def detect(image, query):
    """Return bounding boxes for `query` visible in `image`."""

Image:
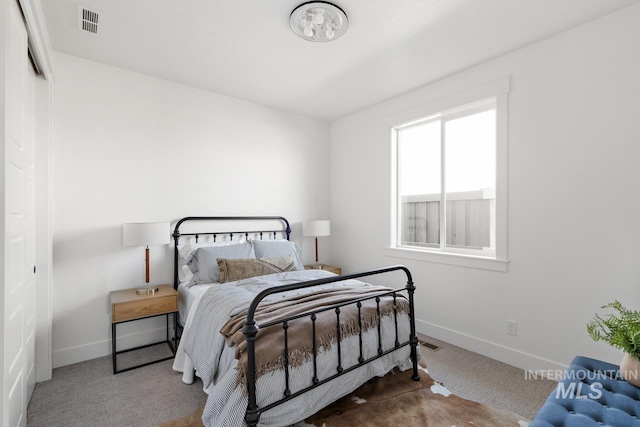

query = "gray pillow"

[185,242,255,286]
[251,240,304,271]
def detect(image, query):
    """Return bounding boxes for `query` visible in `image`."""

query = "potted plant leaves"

[587,300,640,387]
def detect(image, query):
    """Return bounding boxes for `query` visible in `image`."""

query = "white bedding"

[178,282,217,326]
[173,269,417,427]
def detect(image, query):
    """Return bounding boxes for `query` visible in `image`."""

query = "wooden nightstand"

[110,284,178,374]
[304,264,342,275]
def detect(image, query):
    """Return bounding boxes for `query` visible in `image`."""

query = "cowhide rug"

[157,362,529,427]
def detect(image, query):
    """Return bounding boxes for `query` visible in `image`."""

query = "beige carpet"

[27,344,207,427]
[157,361,529,427]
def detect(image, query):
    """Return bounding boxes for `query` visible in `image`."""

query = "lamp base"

[136,286,159,295]
[310,264,325,269]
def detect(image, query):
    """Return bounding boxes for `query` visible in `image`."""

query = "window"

[387,79,508,271]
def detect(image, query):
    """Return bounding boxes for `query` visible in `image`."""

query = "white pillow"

[251,239,304,271]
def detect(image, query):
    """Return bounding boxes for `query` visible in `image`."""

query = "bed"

[171,216,420,427]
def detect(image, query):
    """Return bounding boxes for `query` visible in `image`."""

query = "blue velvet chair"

[531,356,640,426]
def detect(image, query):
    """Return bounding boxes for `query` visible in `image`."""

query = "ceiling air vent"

[78,5,99,34]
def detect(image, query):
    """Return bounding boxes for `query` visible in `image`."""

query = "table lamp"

[302,220,330,268]
[123,222,170,294]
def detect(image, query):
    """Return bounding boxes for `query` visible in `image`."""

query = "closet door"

[4,0,37,425]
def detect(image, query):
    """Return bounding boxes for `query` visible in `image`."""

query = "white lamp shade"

[302,220,330,237]
[122,222,170,246]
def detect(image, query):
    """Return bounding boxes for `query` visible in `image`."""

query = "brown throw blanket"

[220,284,410,385]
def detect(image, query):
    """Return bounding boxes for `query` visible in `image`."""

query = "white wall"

[51,53,330,367]
[330,3,640,371]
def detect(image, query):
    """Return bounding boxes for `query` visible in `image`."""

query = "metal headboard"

[172,216,292,290]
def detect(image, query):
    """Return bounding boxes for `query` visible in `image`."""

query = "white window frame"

[385,78,510,272]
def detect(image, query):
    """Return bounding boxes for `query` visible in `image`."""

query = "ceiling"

[39,0,640,122]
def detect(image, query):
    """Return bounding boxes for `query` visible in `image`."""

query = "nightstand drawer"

[110,285,178,323]
[112,295,177,323]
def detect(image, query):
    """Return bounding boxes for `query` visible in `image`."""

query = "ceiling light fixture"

[289,1,348,42]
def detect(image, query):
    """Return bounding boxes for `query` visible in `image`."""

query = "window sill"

[383,247,508,272]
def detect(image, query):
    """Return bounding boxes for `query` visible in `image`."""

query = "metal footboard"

[242,265,420,427]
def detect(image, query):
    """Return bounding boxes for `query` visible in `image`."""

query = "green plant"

[588,301,640,360]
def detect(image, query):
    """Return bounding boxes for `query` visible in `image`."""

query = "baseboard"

[52,326,173,369]
[417,319,567,375]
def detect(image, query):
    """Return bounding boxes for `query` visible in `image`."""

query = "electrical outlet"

[507,320,517,336]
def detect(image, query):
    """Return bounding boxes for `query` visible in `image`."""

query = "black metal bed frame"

[172,216,419,427]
